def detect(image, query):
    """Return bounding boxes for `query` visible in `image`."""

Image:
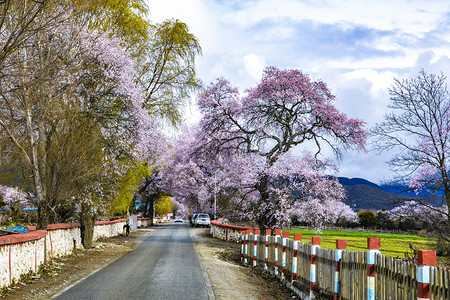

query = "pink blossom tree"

[388,201,448,230]
[185,67,366,229]
[293,198,357,230]
[0,185,33,223]
[373,71,450,243]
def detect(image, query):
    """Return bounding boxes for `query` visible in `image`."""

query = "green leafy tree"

[357,211,378,228]
[155,194,174,216]
[358,211,378,227]
[138,19,202,126]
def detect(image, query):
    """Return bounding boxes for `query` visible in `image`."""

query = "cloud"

[243,54,265,80]
[225,0,449,34]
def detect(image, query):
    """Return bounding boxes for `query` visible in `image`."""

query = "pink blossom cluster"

[172,198,189,218]
[387,201,448,227]
[0,185,30,206]
[164,126,356,229]
[46,20,166,163]
[292,198,357,230]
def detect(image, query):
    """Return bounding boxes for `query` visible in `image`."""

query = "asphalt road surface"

[53,223,210,300]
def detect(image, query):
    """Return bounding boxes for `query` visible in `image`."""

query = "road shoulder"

[191,227,297,300]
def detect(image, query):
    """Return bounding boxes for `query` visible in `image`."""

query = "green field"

[288,229,436,259]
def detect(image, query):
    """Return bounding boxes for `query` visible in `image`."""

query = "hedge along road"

[53,223,212,300]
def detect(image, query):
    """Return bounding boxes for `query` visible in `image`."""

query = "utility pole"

[214,170,217,220]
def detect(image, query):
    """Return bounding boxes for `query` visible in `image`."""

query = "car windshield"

[198,214,209,218]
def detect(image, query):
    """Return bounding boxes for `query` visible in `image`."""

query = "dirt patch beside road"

[192,227,297,299]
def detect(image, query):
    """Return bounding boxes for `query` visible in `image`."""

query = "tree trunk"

[440,170,450,242]
[141,192,148,217]
[26,105,49,230]
[141,192,155,226]
[37,204,49,230]
[80,204,96,248]
[256,174,271,231]
[148,196,154,226]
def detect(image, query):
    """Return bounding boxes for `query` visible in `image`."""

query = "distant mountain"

[380,183,444,206]
[338,177,380,189]
[337,177,414,211]
[379,184,418,196]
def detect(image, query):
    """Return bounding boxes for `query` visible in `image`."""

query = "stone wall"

[210,220,251,243]
[46,223,82,260]
[93,220,127,240]
[0,217,148,288]
[0,231,47,287]
[138,218,152,228]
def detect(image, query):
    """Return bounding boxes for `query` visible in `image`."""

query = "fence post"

[292,233,302,283]
[241,230,245,262]
[417,250,436,300]
[244,229,251,264]
[335,239,347,300]
[264,229,271,270]
[281,231,290,277]
[274,229,281,275]
[367,237,380,300]
[253,229,260,267]
[310,236,321,299]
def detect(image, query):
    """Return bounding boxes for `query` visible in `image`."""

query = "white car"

[194,214,211,228]
[175,216,183,223]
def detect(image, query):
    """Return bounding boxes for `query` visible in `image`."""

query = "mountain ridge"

[337,177,412,211]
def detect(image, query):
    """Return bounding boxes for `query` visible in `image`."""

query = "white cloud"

[342,69,395,98]
[243,54,265,80]
[228,0,449,34]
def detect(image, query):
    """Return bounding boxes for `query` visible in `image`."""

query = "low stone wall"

[93,219,127,240]
[138,217,151,228]
[0,217,145,288]
[210,220,251,243]
[46,223,82,260]
[0,231,47,287]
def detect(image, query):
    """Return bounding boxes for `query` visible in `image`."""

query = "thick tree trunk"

[256,174,271,231]
[141,194,148,217]
[148,196,154,225]
[37,204,49,230]
[80,204,96,248]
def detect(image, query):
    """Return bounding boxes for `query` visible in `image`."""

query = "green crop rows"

[288,229,436,259]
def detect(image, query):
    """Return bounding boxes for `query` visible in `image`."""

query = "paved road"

[54,223,210,300]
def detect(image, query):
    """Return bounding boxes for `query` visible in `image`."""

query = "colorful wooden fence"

[241,230,450,299]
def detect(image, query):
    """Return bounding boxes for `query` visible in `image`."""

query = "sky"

[146,0,450,184]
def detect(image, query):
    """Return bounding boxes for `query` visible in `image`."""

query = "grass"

[287,229,437,259]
